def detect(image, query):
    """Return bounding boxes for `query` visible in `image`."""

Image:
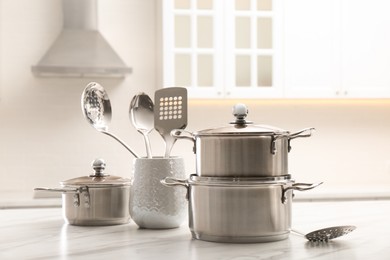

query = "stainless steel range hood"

[32,0,132,78]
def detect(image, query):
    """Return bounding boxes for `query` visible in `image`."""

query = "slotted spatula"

[154,87,188,158]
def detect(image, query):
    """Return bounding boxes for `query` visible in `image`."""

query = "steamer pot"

[35,159,131,226]
[162,175,322,243]
[172,104,314,177]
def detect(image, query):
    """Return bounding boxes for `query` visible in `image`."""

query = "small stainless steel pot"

[162,175,322,243]
[35,159,131,226]
[172,104,314,177]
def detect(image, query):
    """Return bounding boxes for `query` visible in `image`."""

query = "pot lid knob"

[232,103,251,125]
[90,158,108,177]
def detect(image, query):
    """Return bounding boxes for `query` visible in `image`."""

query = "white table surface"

[0,200,389,260]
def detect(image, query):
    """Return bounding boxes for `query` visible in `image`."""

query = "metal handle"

[160,177,188,187]
[34,187,80,193]
[290,229,305,237]
[281,182,323,204]
[287,127,315,152]
[170,129,196,153]
[100,130,140,158]
[34,186,90,207]
[288,182,323,191]
[170,129,195,142]
[288,127,315,140]
[160,177,189,200]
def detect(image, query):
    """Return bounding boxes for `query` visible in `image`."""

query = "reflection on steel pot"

[35,159,131,226]
[162,175,322,243]
[171,103,315,177]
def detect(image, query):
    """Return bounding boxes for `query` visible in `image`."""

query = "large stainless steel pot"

[172,104,314,177]
[35,159,131,226]
[162,175,322,243]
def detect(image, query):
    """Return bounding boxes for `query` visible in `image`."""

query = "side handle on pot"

[281,182,323,204]
[34,187,80,193]
[287,127,315,152]
[34,186,90,207]
[289,127,315,140]
[170,129,196,153]
[161,177,190,200]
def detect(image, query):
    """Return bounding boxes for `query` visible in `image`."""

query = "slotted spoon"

[292,225,356,242]
[81,82,139,158]
[154,87,188,158]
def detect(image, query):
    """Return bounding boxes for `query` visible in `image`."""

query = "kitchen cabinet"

[162,0,284,99]
[284,0,339,98]
[285,0,390,98]
[340,0,390,98]
[163,0,390,98]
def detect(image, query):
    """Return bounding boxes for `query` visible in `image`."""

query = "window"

[162,0,282,98]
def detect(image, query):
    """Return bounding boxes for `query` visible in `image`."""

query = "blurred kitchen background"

[1,0,390,205]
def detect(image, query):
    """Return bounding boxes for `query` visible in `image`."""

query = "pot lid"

[195,103,289,136]
[60,159,131,187]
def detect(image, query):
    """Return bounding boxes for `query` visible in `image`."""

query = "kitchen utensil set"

[82,82,187,158]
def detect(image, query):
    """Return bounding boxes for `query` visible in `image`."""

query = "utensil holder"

[130,157,187,229]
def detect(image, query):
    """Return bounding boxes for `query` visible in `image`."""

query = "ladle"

[130,93,154,158]
[81,82,139,158]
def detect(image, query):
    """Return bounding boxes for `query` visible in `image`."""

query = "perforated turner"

[154,87,188,158]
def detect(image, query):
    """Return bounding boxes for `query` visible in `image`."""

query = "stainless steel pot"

[172,104,314,177]
[35,159,131,226]
[162,175,322,243]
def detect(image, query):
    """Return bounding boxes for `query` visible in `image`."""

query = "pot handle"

[160,177,190,200]
[171,129,197,153]
[35,187,90,207]
[34,187,80,193]
[170,129,195,142]
[281,182,323,204]
[288,127,315,140]
[286,127,315,152]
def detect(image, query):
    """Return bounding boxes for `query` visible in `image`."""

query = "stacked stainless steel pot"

[162,104,321,243]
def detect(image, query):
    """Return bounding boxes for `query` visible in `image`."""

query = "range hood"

[32,0,132,78]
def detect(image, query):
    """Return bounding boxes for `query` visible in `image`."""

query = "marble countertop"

[1,200,389,260]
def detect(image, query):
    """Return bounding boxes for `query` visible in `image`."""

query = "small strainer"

[293,225,356,242]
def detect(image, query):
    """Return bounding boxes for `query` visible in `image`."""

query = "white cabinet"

[162,0,284,99]
[284,0,340,98]
[341,0,390,98]
[163,0,390,98]
[284,0,390,98]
